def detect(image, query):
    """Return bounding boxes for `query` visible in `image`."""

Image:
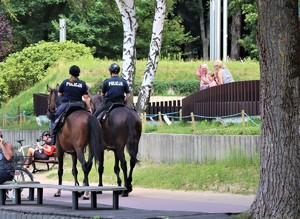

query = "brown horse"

[91,94,142,197]
[47,85,104,197]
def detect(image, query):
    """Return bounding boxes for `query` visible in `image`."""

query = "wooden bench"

[32,151,58,173]
[0,183,126,210]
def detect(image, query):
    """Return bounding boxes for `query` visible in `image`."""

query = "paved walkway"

[0,176,255,219]
[0,168,255,219]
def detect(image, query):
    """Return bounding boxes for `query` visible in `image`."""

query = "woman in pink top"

[196,64,210,90]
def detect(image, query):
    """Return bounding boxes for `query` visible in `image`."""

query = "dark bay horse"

[47,85,104,198]
[90,94,142,197]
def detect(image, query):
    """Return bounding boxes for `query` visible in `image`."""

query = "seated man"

[25,131,55,167]
[0,130,15,184]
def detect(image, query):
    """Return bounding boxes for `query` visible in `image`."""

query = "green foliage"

[0,0,68,50]
[228,0,258,59]
[0,41,94,101]
[136,0,196,59]
[49,1,123,59]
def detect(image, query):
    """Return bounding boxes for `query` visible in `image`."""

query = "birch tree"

[135,0,166,113]
[249,0,300,218]
[115,0,138,92]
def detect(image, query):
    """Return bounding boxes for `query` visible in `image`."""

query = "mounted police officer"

[50,65,92,144]
[93,63,131,119]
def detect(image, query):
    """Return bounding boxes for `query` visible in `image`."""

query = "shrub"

[0,41,94,102]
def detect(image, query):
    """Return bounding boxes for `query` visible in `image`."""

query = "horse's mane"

[90,94,104,110]
[52,89,61,107]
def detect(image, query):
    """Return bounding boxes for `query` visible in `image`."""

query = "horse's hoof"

[76,191,84,198]
[54,193,61,197]
[122,191,129,197]
[127,185,133,193]
[82,196,90,200]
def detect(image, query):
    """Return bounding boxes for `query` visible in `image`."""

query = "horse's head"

[46,84,61,119]
[90,94,104,113]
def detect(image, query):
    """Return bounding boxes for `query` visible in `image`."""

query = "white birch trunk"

[115,0,138,92]
[135,0,166,113]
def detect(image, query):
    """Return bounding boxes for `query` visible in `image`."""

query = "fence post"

[179,109,182,121]
[242,110,245,134]
[23,113,26,125]
[191,112,195,132]
[19,113,22,127]
[158,112,163,127]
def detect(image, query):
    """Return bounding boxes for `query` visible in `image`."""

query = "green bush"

[0,41,94,102]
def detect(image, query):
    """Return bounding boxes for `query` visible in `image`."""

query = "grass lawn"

[45,151,259,195]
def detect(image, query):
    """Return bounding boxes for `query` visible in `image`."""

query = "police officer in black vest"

[50,65,92,144]
[94,63,131,119]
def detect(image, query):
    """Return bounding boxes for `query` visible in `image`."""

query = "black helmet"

[42,131,50,137]
[69,65,80,76]
[109,63,120,74]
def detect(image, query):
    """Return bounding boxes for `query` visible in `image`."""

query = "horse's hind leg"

[54,148,64,197]
[71,153,80,187]
[127,155,138,193]
[113,150,122,187]
[117,149,129,197]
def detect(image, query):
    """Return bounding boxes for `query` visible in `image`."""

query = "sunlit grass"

[144,119,261,135]
[45,150,259,195]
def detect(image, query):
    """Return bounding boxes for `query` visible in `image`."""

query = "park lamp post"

[59,19,66,42]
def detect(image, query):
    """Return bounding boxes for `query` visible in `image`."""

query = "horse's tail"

[88,115,104,164]
[126,110,142,163]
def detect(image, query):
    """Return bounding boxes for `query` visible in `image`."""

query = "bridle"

[47,88,61,120]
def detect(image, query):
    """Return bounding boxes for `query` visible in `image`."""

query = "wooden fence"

[182,80,260,120]
[143,100,182,116]
[33,80,260,119]
[33,93,48,116]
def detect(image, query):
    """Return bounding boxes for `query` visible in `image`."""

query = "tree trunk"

[135,0,166,113]
[230,10,241,60]
[115,0,138,106]
[198,0,209,60]
[249,0,300,218]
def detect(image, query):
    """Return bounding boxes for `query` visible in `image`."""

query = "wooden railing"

[182,80,260,120]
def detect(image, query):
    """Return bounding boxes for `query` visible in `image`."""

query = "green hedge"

[0,41,94,102]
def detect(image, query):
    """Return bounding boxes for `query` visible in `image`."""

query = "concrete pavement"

[0,184,254,219]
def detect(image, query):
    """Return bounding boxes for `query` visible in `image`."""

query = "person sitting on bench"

[0,130,15,184]
[25,131,55,167]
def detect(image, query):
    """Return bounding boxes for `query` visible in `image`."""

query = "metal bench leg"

[112,191,119,209]
[72,191,79,210]
[29,188,35,201]
[37,188,43,204]
[91,191,97,209]
[14,188,21,204]
[0,189,6,205]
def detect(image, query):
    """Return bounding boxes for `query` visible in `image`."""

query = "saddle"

[53,103,87,133]
[98,103,125,123]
